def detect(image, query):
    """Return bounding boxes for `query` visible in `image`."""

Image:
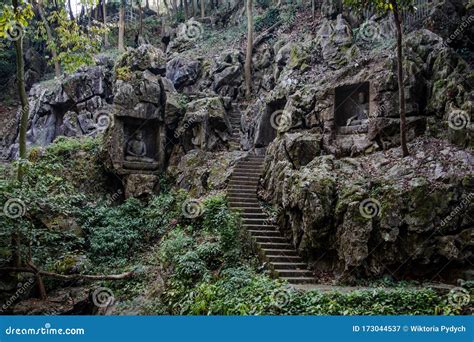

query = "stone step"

[242,218,270,225]
[239,161,264,166]
[248,230,282,237]
[234,167,263,172]
[262,248,298,256]
[232,172,261,177]
[267,255,304,263]
[232,170,262,175]
[240,212,268,219]
[228,186,258,192]
[254,236,289,243]
[228,191,258,197]
[232,174,260,180]
[232,207,264,214]
[275,269,314,278]
[229,180,259,187]
[280,277,315,284]
[259,242,294,249]
[228,199,260,205]
[244,224,277,230]
[270,262,308,270]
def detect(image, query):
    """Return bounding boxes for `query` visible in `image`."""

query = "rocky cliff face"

[262,135,473,282]
[1,62,113,160]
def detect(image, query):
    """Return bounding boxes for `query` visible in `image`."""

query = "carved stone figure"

[125,131,154,162]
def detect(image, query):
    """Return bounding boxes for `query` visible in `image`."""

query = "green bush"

[82,192,177,266]
[159,193,243,288]
[164,267,447,315]
[255,7,280,32]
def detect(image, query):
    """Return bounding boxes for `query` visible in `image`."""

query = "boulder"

[179,96,232,151]
[262,136,474,282]
[166,57,201,90]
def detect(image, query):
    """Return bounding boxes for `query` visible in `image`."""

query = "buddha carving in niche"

[125,131,154,162]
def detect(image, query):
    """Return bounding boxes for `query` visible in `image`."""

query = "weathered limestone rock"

[179,96,232,152]
[104,45,168,198]
[169,149,243,197]
[262,136,474,282]
[125,174,160,199]
[2,65,113,159]
[166,56,201,90]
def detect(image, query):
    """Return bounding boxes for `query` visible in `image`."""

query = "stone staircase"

[227,155,315,284]
[228,106,242,151]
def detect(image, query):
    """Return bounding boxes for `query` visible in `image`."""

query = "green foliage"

[0,1,34,40]
[255,7,280,32]
[256,0,272,9]
[82,192,178,266]
[37,9,109,73]
[0,43,15,94]
[115,65,132,81]
[343,0,415,14]
[164,267,447,315]
[159,194,243,286]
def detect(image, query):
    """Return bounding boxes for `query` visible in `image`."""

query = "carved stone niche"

[108,112,166,175]
[334,82,370,135]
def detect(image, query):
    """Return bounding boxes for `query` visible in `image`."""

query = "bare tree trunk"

[138,0,144,37]
[183,0,189,19]
[37,0,61,78]
[192,0,197,17]
[311,0,315,19]
[244,0,253,98]
[146,0,150,9]
[200,0,204,18]
[67,0,75,20]
[390,0,409,157]
[103,0,109,47]
[118,0,125,51]
[12,0,29,267]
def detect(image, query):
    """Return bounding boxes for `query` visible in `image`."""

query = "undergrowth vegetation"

[0,137,465,316]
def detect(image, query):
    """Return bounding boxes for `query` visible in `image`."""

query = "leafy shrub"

[159,193,243,288]
[82,192,177,266]
[164,267,447,315]
[255,7,280,32]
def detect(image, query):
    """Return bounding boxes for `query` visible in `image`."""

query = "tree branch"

[0,267,135,281]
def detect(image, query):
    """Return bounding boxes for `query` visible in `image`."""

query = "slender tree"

[137,0,144,38]
[200,0,204,18]
[36,0,61,78]
[118,0,125,51]
[103,0,109,47]
[67,0,75,19]
[244,0,253,97]
[390,0,409,156]
[0,0,34,267]
[344,0,411,156]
